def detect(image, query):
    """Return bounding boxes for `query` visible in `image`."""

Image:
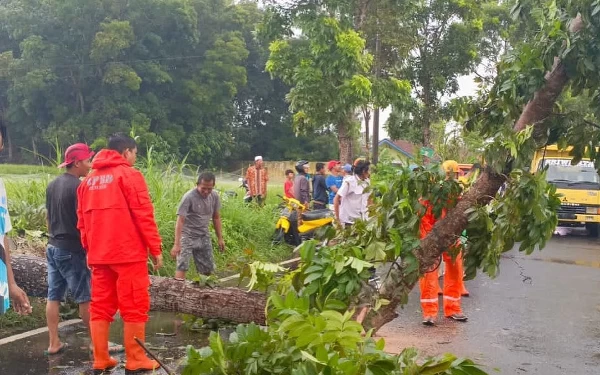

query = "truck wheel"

[586,223,599,237]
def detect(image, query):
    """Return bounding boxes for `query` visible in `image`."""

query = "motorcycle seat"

[301,209,332,221]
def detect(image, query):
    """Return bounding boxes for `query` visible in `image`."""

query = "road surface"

[379,228,600,374]
[1,230,599,374]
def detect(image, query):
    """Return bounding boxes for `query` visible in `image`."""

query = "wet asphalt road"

[0,312,214,375]
[379,228,600,374]
[2,229,600,374]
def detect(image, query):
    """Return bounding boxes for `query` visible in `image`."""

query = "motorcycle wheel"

[273,228,284,244]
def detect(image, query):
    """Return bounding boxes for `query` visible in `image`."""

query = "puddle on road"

[0,311,231,375]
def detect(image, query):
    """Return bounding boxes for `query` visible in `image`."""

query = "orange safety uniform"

[78,149,162,373]
[418,199,464,318]
[77,150,162,323]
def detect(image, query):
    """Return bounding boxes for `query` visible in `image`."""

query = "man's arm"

[170,215,185,258]
[213,211,225,252]
[76,184,88,251]
[4,237,31,315]
[301,178,310,205]
[334,181,349,224]
[334,194,342,224]
[245,167,254,196]
[327,176,339,194]
[122,170,162,269]
[45,187,50,233]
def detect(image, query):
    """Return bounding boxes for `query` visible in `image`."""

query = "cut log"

[11,255,267,325]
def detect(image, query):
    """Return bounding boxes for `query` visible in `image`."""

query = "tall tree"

[263,3,410,163]
[0,0,278,167]
[385,0,510,147]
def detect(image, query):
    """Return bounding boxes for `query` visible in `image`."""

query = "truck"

[531,144,600,236]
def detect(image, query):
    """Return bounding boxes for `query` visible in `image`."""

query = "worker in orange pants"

[419,160,468,325]
[421,252,467,325]
[437,252,470,297]
[78,135,163,374]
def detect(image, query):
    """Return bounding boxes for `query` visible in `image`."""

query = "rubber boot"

[124,322,160,374]
[90,321,118,374]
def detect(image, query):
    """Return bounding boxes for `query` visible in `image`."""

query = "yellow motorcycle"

[273,195,334,246]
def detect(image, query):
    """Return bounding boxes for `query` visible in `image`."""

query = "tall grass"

[2,158,291,277]
[0,164,59,176]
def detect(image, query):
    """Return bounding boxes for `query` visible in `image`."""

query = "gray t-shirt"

[177,189,221,239]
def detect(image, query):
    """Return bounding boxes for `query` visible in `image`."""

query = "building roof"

[378,138,417,159]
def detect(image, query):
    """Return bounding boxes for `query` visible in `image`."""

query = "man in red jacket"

[77,134,163,374]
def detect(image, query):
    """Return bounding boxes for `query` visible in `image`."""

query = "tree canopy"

[0,0,339,166]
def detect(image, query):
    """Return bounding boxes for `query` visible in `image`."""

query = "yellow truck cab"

[531,145,600,236]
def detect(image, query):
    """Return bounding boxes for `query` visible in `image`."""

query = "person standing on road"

[293,161,310,207]
[0,122,31,317]
[245,156,268,206]
[77,134,163,374]
[312,163,328,210]
[44,143,124,356]
[325,160,343,210]
[334,159,372,228]
[419,160,468,326]
[171,172,225,279]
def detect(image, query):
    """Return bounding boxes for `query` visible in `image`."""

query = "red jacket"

[77,150,162,265]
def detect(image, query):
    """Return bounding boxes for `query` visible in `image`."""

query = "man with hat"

[45,143,123,355]
[325,160,343,210]
[341,163,352,177]
[245,155,269,206]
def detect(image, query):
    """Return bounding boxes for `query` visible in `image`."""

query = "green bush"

[3,162,291,277]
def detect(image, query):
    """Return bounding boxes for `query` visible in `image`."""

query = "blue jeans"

[46,245,91,303]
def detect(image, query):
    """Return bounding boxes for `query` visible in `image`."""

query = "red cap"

[58,143,95,168]
[327,160,341,170]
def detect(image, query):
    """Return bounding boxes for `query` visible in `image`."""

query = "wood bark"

[11,255,267,325]
[337,120,354,164]
[7,15,585,332]
[362,13,584,332]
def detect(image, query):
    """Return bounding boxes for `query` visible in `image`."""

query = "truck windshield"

[542,160,600,187]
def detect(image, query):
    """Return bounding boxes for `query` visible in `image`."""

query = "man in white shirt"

[334,159,371,228]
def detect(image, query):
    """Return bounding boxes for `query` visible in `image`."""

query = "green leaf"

[301,350,326,365]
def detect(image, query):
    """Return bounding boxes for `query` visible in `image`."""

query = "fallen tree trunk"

[8,15,584,330]
[11,255,267,325]
[363,13,584,332]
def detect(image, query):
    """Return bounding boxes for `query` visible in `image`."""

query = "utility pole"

[372,13,381,164]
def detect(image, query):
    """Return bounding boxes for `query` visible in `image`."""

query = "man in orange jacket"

[419,160,468,325]
[77,134,163,374]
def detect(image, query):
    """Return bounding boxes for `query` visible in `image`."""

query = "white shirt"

[337,175,370,224]
[0,178,12,245]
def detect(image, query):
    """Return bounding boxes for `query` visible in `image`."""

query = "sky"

[368,73,480,140]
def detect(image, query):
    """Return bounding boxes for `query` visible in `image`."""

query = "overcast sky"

[369,73,479,140]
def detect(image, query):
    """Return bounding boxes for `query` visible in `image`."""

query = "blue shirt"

[326,174,344,204]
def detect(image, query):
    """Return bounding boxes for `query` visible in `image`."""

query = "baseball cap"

[342,164,352,173]
[327,160,340,170]
[58,143,95,168]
